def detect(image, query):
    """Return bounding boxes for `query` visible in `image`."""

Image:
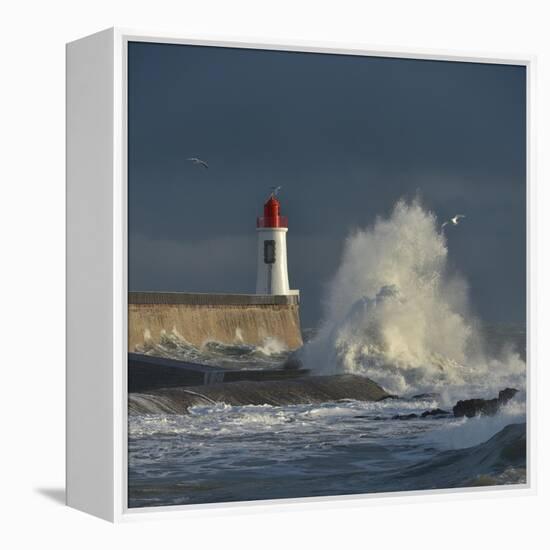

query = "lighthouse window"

[264,240,276,264]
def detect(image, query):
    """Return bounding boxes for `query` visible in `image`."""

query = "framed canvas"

[66,28,535,522]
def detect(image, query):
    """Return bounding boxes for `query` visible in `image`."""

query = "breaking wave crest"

[302,199,525,402]
[136,330,289,370]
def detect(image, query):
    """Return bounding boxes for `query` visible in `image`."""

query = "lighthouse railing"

[256,216,288,228]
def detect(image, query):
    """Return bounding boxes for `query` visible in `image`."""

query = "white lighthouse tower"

[256,191,294,295]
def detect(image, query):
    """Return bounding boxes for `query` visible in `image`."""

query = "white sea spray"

[301,198,525,401]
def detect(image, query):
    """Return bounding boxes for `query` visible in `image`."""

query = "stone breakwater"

[128,374,389,414]
[128,292,303,351]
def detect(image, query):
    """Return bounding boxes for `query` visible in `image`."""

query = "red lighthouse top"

[257,194,288,228]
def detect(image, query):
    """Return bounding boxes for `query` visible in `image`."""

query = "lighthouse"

[256,191,294,295]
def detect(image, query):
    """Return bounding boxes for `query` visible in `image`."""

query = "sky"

[128,42,526,327]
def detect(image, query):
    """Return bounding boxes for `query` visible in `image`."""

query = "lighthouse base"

[128,292,303,352]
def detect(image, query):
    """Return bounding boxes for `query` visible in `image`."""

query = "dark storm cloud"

[128,42,526,327]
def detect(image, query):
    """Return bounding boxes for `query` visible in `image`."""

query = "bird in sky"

[441,214,466,230]
[186,157,209,169]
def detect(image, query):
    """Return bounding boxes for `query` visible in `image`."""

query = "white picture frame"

[66,27,536,522]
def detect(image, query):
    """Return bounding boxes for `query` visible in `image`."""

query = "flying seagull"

[441,214,466,230]
[187,157,209,169]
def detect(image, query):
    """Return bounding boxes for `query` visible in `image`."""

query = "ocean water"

[128,200,527,508]
[128,325,526,508]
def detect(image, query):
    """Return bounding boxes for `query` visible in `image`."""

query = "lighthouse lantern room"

[256,192,294,295]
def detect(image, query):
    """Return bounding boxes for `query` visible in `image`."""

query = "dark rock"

[379,394,400,400]
[392,413,419,420]
[453,398,499,418]
[421,408,450,418]
[498,388,519,404]
[453,388,519,418]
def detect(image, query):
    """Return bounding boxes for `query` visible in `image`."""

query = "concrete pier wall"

[128,292,303,352]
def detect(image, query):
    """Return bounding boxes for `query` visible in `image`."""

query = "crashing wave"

[301,198,525,401]
[136,327,290,370]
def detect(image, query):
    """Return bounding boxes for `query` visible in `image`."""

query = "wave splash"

[136,329,290,370]
[302,199,525,401]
